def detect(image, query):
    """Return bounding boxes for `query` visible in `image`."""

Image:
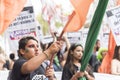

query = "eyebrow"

[27,44,39,47]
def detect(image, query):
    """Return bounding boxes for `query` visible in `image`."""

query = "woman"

[111,45,120,75]
[62,43,95,80]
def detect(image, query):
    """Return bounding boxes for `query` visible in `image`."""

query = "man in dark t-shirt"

[10,58,49,80]
[9,36,62,80]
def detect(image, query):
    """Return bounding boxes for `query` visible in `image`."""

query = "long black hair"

[64,43,83,74]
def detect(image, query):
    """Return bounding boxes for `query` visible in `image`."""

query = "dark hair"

[96,39,100,44]
[95,39,100,51]
[18,36,38,57]
[10,53,15,61]
[113,45,120,61]
[65,43,83,74]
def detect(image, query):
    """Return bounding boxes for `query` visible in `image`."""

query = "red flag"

[0,0,27,34]
[98,31,116,73]
[63,0,93,32]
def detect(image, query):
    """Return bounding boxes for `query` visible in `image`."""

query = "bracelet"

[43,51,49,59]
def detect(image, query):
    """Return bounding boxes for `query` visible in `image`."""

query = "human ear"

[19,49,25,55]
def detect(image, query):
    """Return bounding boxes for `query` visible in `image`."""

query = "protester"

[0,51,6,70]
[9,36,63,80]
[89,39,101,72]
[44,32,70,71]
[0,47,13,70]
[111,45,120,75]
[62,43,95,80]
[9,53,16,62]
[93,39,101,55]
[97,47,108,62]
[60,34,71,68]
[53,34,70,71]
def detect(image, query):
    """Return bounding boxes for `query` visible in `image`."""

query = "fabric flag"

[80,0,109,71]
[117,0,120,5]
[98,0,120,74]
[98,1,120,73]
[0,0,27,34]
[98,31,116,73]
[62,0,93,32]
[79,0,109,79]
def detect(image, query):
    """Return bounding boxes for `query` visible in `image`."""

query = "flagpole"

[79,0,109,79]
[48,11,76,67]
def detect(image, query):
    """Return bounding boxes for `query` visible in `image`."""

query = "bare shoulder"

[112,59,119,63]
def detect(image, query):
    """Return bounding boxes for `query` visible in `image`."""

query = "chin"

[79,57,82,59]
[35,54,39,56]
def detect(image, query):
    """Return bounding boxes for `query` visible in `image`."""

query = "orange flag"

[117,0,120,5]
[98,31,116,73]
[0,0,27,34]
[63,0,93,32]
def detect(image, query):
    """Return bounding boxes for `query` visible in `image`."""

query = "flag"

[79,0,109,79]
[0,0,27,34]
[80,0,109,71]
[98,1,119,74]
[63,0,93,32]
[79,0,109,80]
[117,0,120,5]
[98,31,116,73]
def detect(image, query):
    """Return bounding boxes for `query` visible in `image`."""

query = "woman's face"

[72,46,83,60]
[21,39,42,59]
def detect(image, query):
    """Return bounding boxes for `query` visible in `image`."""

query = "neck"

[73,61,81,67]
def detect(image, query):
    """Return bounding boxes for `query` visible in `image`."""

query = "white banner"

[5,1,37,53]
[106,5,120,46]
[67,31,82,44]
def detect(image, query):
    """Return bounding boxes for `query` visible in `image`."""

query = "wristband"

[43,51,49,59]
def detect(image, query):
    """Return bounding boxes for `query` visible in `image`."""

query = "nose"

[34,46,39,51]
[80,51,83,55]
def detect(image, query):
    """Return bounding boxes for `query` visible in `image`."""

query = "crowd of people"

[0,34,120,80]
